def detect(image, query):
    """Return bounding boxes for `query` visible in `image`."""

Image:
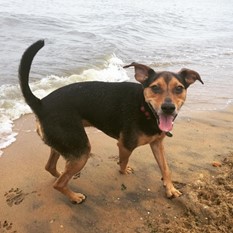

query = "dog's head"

[124,62,204,132]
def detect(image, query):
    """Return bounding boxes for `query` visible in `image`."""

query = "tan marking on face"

[143,75,187,113]
[168,77,187,111]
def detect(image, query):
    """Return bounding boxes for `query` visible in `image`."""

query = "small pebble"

[212,161,222,167]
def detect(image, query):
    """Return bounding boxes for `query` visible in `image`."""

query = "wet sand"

[0,106,232,233]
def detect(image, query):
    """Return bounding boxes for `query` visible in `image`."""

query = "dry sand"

[0,106,232,233]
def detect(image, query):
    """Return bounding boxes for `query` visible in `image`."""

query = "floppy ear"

[178,68,204,88]
[124,62,156,84]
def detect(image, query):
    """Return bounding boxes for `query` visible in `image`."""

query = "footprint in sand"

[4,188,38,207]
[4,188,28,207]
[0,220,17,232]
[73,172,81,179]
[108,155,119,162]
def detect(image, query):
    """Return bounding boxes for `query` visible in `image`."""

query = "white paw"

[119,166,134,174]
[70,193,86,204]
[165,184,182,198]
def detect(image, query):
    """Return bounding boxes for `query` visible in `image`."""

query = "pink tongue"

[158,114,174,132]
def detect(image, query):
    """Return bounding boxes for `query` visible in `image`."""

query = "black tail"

[18,40,44,116]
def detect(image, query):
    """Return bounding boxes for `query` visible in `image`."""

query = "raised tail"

[18,40,44,116]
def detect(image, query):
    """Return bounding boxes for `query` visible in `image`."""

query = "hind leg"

[53,154,89,204]
[117,139,133,174]
[45,148,61,178]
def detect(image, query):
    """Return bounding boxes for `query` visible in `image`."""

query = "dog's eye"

[175,86,184,94]
[151,85,161,94]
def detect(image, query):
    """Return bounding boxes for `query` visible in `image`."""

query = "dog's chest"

[137,133,165,146]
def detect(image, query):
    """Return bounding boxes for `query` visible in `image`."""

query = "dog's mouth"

[147,102,177,132]
[157,114,176,132]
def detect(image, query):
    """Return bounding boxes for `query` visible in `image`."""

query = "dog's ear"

[178,68,204,88]
[124,62,156,84]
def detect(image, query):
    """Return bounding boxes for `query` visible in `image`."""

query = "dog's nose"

[161,102,176,114]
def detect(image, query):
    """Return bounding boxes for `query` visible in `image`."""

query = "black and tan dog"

[18,40,203,204]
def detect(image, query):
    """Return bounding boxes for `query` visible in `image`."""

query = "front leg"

[150,139,182,198]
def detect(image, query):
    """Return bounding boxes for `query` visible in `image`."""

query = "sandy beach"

[0,106,232,233]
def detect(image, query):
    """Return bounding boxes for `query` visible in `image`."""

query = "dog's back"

[41,81,144,134]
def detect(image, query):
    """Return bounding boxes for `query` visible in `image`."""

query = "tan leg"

[150,140,182,198]
[45,148,61,178]
[53,155,89,204]
[117,140,133,174]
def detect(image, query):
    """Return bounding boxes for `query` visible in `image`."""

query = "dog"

[18,40,203,204]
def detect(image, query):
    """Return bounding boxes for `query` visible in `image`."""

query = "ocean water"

[0,0,233,155]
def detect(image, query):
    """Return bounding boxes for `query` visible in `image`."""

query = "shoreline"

[0,106,232,232]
